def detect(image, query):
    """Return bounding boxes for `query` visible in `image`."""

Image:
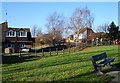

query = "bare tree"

[31,25,43,49]
[45,12,65,45]
[35,29,43,45]
[96,23,109,33]
[41,33,53,45]
[69,7,94,47]
[31,25,38,37]
[63,18,74,38]
[36,28,42,37]
[31,25,42,39]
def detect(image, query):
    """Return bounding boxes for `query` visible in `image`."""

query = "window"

[6,30,15,37]
[20,43,25,48]
[18,30,26,37]
[5,43,14,48]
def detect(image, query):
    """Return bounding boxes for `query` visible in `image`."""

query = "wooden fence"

[3,46,86,58]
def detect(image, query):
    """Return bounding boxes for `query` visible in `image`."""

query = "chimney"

[1,22,8,43]
[2,22,8,29]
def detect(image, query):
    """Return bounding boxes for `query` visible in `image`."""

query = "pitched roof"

[78,27,93,34]
[78,27,96,39]
[1,22,30,32]
[4,27,30,32]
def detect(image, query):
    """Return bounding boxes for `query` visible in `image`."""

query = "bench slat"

[97,58,115,67]
[92,52,106,61]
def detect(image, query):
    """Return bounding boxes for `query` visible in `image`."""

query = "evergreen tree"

[108,21,119,44]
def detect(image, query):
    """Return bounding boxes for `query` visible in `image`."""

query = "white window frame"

[20,43,25,48]
[18,30,26,37]
[6,30,16,37]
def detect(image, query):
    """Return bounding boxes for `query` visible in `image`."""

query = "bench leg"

[107,63,113,68]
[96,67,103,75]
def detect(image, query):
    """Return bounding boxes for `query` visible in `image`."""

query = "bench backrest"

[92,52,107,62]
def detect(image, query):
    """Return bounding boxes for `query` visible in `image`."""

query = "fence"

[2,46,86,58]
[4,41,110,58]
[28,47,77,57]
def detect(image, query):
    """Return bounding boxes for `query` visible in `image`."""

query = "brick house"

[66,27,96,43]
[1,22,34,53]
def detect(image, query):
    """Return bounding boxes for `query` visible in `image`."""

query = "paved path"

[105,66,120,83]
[107,71,120,83]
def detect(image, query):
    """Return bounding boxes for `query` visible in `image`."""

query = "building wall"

[74,34,83,40]
[0,24,2,53]
[73,30,87,40]
[1,22,33,53]
[67,28,96,43]
[5,37,29,42]
[2,22,8,42]
[1,22,8,52]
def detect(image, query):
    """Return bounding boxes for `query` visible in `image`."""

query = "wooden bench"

[91,52,115,74]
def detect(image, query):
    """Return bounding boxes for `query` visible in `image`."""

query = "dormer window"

[18,30,26,37]
[6,30,15,37]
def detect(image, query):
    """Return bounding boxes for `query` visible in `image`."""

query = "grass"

[2,45,119,82]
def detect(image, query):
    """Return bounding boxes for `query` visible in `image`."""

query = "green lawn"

[2,45,119,82]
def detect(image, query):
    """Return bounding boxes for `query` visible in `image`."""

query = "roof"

[78,27,93,34]
[78,27,96,39]
[1,22,8,25]
[95,32,109,38]
[4,27,30,32]
[1,22,30,32]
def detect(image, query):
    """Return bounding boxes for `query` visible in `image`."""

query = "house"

[66,27,96,43]
[1,22,34,53]
[66,35,74,43]
[0,24,2,53]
